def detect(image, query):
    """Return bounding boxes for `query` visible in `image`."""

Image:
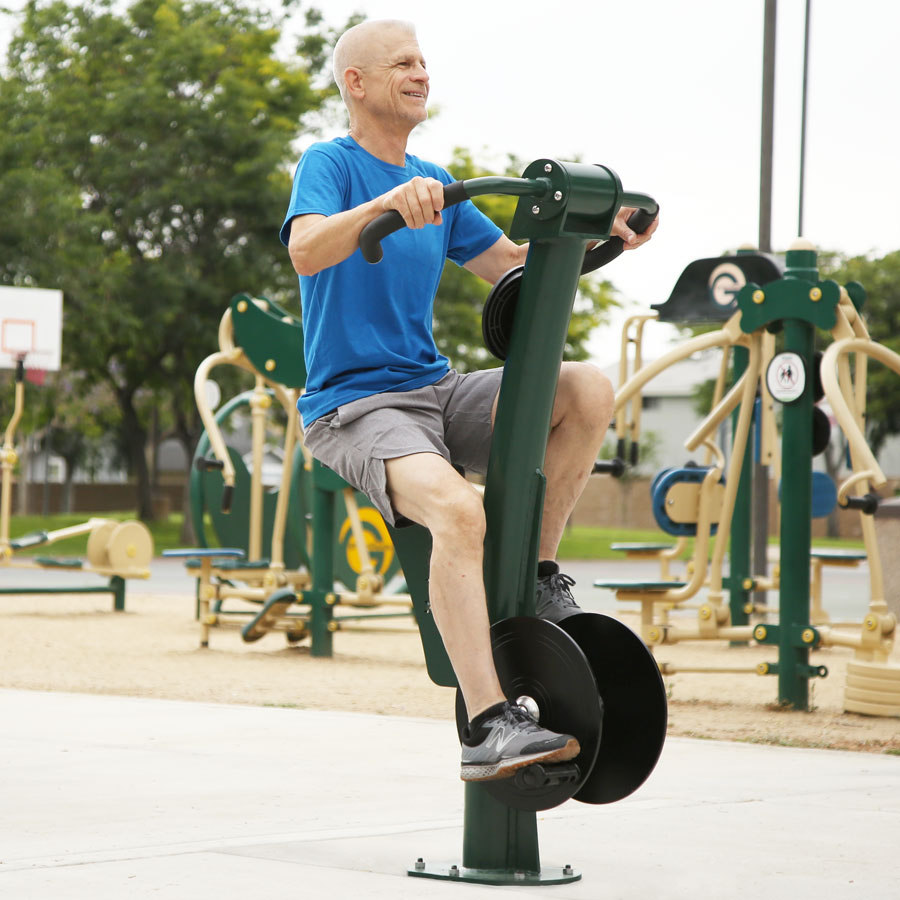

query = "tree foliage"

[436,149,619,373]
[0,0,331,517]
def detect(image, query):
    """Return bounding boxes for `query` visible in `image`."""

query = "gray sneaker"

[535,564,581,623]
[460,701,580,782]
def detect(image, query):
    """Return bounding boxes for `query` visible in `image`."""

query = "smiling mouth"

[404,92,427,100]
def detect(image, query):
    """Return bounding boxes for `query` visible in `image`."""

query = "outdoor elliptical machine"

[359,159,667,886]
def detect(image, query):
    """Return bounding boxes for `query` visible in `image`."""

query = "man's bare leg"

[539,362,614,561]
[384,452,505,720]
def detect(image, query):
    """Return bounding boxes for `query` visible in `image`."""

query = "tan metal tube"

[1,375,26,552]
[614,313,747,414]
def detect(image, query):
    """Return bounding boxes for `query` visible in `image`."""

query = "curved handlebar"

[359,176,657,269]
[360,180,471,263]
[581,208,657,274]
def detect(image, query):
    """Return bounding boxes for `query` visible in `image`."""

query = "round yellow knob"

[699,605,711,620]
[126,543,137,558]
[743,602,754,615]
[809,287,822,302]
[754,625,768,641]
[327,620,339,632]
[237,300,248,312]
[753,289,765,304]
[864,615,878,631]
[742,578,754,590]
[203,614,218,625]
[801,628,816,644]
[326,593,338,606]
[756,662,770,676]
[647,626,661,643]
[265,359,276,372]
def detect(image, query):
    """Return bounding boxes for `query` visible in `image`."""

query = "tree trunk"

[118,391,154,521]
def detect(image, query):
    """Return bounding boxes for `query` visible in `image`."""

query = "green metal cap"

[784,239,819,281]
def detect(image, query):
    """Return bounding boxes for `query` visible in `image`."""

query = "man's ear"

[344,67,365,100]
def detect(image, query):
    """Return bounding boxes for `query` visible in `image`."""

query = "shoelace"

[506,702,542,731]
[545,572,578,607]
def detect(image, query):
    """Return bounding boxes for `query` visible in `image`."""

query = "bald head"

[332,19,417,102]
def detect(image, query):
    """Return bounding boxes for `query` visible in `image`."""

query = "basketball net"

[24,367,47,386]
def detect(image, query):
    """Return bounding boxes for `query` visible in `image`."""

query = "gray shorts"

[303,369,502,526]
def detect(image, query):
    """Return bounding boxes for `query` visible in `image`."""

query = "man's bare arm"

[288,176,446,276]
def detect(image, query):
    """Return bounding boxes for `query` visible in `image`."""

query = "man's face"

[361,30,429,128]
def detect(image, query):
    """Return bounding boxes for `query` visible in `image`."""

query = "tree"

[0,0,332,519]
[435,149,619,372]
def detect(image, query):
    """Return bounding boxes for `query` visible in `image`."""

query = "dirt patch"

[1,591,897,755]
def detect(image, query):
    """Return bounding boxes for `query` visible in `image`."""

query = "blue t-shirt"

[279,136,503,426]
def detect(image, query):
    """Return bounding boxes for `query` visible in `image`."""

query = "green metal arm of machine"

[359,161,658,265]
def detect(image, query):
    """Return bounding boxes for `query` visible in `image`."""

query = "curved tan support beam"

[614,312,747,414]
[193,349,246,487]
[821,338,895,488]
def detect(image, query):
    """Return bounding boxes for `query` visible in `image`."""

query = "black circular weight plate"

[559,613,667,804]
[481,266,523,361]
[455,616,602,812]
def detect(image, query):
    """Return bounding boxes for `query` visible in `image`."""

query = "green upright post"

[728,346,752,632]
[110,575,126,612]
[775,247,819,709]
[310,460,337,657]
[737,243,838,710]
[778,315,814,707]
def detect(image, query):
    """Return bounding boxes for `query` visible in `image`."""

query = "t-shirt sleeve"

[279,146,348,247]
[445,198,505,266]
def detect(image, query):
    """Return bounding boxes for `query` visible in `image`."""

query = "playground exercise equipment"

[169,292,411,651]
[1,325,152,611]
[608,251,783,579]
[595,241,898,713]
[360,159,666,885]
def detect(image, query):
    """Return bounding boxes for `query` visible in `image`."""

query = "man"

[281,19,657,782]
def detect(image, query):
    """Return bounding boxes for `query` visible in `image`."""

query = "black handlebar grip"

[630,440,640,467]
[359,180,470,263]
[195,456,225,471]
[592,457,626,478]
[221,484,234,515]
[839,493,880,515]
[581,207,658,275]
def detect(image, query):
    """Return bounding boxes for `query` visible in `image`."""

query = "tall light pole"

[798,0,812,237]
[759,0,777,253]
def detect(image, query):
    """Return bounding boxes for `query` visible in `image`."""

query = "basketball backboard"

[0,287,63,371]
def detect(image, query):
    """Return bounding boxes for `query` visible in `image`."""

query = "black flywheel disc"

[455,616,602,812]
[558,612,667,804]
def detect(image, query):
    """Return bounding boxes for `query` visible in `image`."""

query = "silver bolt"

[563,864,574,876]
[554,191,563,201]
[449,865,460,878]
[414,858,425,871]
[514,871,525,881]
[544,163,552,172]
[532,205,541,215]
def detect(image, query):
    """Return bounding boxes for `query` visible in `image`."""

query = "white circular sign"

[766,352,806,403]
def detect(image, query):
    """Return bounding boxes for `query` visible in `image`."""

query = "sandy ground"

[1,586,897,756]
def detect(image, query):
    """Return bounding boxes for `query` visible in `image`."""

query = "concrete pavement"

[2,688,898,899]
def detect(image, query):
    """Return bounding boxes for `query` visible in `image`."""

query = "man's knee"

[429,483,486,546]
[558,361,614,427]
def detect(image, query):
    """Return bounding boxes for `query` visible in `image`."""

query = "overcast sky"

[3,1,898,364]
